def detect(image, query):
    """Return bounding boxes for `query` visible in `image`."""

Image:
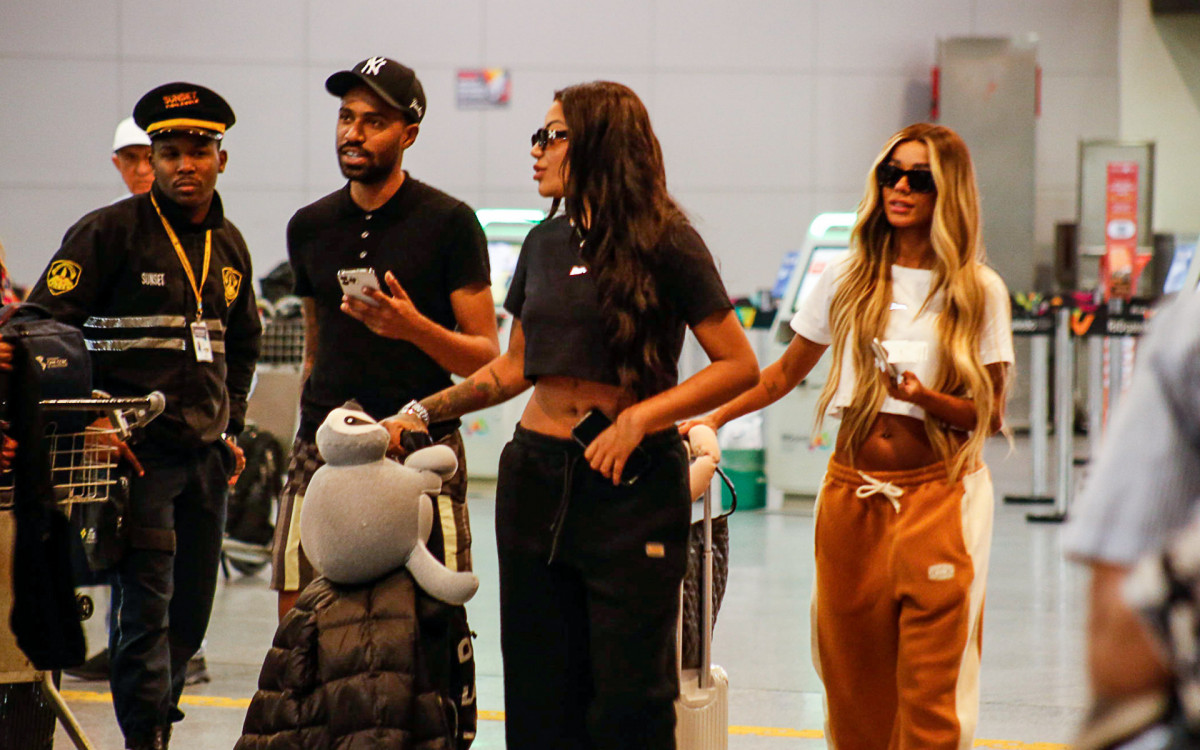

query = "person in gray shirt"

[1064,288,1200,706]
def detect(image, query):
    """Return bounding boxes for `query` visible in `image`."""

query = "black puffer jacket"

[236,569,455,749]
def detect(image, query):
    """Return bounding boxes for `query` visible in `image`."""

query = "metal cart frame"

[1,391,164,750]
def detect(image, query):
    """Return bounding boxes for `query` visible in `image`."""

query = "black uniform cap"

[133,82,236,141]
[325,57,426,123]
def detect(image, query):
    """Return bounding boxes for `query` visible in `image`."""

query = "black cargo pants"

[108,440,231,746]
[495,424,690,750]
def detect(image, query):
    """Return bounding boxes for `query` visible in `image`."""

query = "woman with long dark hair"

[355,81,758,748]
[683,123,1013,748]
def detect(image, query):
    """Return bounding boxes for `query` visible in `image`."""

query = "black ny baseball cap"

[325,57,426,123]
[133,82,235,141]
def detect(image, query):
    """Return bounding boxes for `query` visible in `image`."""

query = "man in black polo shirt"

[270,57,497,746]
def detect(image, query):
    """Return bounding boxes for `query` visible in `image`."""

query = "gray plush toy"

[297,402,479,605]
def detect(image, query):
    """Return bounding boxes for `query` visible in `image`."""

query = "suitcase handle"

[679,426,730,689]
[697,483,715,687]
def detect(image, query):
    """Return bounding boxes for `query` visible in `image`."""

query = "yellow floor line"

[730,725,824,738]
[62,689,252,710]
[60,690,1068,748]
[973,742,1069,750]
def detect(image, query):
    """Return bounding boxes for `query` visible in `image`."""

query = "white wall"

[0,0,1118,297]
[1119,0,1200,235]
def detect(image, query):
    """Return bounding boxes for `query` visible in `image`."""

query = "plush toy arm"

[417,492,434,546]
[404,444,458,479]
[407,541,480,605]
[686,424,721,501]
[688,456,717,501]
[686,424,721,463]
[404,444,459,495]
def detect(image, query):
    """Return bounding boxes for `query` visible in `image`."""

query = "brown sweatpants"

[811,456,993,750]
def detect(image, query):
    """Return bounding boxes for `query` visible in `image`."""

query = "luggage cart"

[0,391,164,750]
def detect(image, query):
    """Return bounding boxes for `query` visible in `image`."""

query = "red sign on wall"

[456,69,511,109]
[1100,161,1148,301]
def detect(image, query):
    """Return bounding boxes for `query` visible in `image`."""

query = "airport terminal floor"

[54,432,1090,749]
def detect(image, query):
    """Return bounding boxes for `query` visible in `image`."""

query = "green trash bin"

[720,448,766,511]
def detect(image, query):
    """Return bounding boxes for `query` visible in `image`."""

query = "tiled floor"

[50,434,1092,749]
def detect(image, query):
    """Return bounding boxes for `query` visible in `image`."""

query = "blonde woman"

[684,123,1013,748]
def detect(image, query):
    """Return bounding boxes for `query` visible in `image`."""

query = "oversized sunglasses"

[531,128,569,149]
[876,163,937,193]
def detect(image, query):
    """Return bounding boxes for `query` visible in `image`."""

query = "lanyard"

[150,193,211,322]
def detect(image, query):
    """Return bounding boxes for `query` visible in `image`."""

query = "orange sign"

[1069,311,1095,337]
[1100,161,1149,300]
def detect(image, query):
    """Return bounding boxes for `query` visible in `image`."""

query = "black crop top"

[504,216,732,394]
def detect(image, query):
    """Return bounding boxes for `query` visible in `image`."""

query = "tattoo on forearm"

[424,365,514,422]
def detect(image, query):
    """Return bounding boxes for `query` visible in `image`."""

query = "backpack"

[0,302,92,670]
[0,302,92,422]
[226,426,283,546]
[257,261,295,305]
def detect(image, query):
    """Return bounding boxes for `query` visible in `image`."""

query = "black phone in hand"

[571,408,651,485]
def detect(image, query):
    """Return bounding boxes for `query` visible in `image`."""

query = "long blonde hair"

[814,123,1006,480]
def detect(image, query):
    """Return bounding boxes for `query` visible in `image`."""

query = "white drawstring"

[855,472,904,513]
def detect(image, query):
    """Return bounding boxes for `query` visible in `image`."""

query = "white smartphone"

[337,267,381,307]
[871,337,901,383]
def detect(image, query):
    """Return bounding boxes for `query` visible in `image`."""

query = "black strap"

[0,302,55,327]
[129,527,176,553]
[714,465,737,518]
[547,450,580,565]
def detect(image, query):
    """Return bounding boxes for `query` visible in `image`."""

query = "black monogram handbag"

[680,466,736,670]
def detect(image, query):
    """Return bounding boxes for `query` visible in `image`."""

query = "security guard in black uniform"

[27,82,261,750]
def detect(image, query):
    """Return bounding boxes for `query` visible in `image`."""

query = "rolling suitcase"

[675,436,730,749]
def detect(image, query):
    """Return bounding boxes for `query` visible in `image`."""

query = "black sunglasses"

[876,163,937,194]
[531,128,569,149]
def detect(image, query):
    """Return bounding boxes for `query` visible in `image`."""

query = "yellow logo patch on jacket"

[46,260,82,295]
[222,267,242,304]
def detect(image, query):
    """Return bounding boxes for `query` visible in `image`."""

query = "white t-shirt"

[790,254,1014,421]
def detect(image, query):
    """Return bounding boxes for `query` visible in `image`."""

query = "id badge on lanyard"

[152,193,216,364]
[191,321,214,363]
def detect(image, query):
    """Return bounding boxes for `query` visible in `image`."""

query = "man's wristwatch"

[401,399,430,426]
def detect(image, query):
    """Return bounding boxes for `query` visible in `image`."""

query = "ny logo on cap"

[410,98,423,118]
[360,57,387,76]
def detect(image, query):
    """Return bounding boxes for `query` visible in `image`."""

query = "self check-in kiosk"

[763,212,855,497]
[460,209,544,479]
[1177,234,1200,293]
[1159,232,1198,297]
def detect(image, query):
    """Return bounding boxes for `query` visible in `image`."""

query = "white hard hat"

[112,116,151,152]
